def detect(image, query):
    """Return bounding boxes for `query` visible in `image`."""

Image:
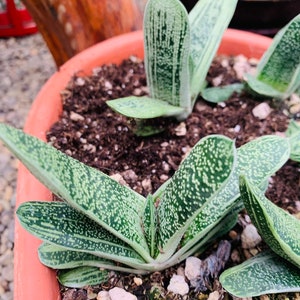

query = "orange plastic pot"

[15,29,272,300]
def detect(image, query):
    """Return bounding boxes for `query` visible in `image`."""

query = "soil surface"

[46,56,300,299]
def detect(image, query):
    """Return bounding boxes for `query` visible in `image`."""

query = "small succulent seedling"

[202,13,300,103]
[106,0,238,133]
[0,123,290,287]
[220,176,300,297]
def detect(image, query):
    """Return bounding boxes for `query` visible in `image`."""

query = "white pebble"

[252,102,272,120]
[167,274,189,296]
[109,287,137,300]
[241,224,262,249]
[185,256,202,281]
[97,290,110,300]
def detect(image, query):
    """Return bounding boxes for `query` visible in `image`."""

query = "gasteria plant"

[0,123,290,287]
[106,0,238,129]
[220,176,300,298]
[219,121,300,298]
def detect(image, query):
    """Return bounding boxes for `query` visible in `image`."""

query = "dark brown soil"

[46,56,299,300]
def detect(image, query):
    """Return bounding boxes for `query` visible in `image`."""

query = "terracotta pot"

[15,29,272,300]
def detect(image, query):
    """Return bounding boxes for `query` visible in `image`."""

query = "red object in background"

[0,0,37,37]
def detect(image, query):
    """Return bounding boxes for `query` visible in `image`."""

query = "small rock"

[167,274,189,296]
[133,277,143,286]
[241,224,262,249]
[185,256,202,281]
[207,291,220,300]
[175,122,187,136]
[70,111,85,121]
[97,291,110,300]
[252,102,272,120]
[109,287,137,300]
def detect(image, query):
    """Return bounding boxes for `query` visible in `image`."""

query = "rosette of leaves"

[0,123,290,287]
[220,176,300,297]
[106,0,238,134]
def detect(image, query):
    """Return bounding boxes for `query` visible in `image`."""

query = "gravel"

[0,32,56,300]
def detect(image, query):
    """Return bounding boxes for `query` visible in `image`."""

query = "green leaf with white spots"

[0,123,151,262]
[58,266,109,288]
[142,195,158,258]
[144,0,191,119]
[17,202,146,268]
[201,83,244,103]
[106,96,185,119]
[182,135,290,249]
[240,176,300,268]
[220,250,300,298]
[189,0,238,100]
[246,14,300,99]
[156,135,236,262]
[286,120,300,162]
[38,243,146,274]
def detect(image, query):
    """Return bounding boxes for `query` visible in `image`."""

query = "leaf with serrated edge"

[144,0,191,118]
[38,243,147,274]
[106,96,185,119]
[156,135,236,262]
[240,176,300,268]
[0,123,151,261]
[220,250,300,298]
[189,0,238,100]
[58,266,109,288]
[247,14,300,98]
[182,135,290,253]
[17,202,146,268]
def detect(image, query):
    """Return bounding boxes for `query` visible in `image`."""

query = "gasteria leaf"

[189,0,238,100]
[0,123,151,262]
[183,135,290,249]
[246,14,300,99]
[17,202,146,268]
[58,266,109,288]
[144,0,191,118]
[220,250,300,298]
[156,135,236,262]
[240,176,300,268]
[106,96,185,119]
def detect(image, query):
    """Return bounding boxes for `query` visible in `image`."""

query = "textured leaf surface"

[183,135,290,248]
[144,0,191,117]
[106,96,185,119]
[156,135,236,261]
[247,14,300,98]
[38,243,146,274]
[58,266,109,288]
[286,120,300,162]
[189,0,238,99]
[0,124,150,260]
[201,83,244,103]
[17,202,145,267]
[240,176,300,268]
[220,250,300,297]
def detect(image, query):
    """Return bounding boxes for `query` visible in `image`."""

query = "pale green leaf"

[0,123,151,261]
[189,0,238,100]
[106,96,185,119]
[58,266,109,288]
[156,135,236,262]
[183,135,290,250]
[220,250,300,298]
[247,14,300,99]
[17,202,146,268]
[240,176,300,268]
[201,83,244,103]
[144,0,191,118]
